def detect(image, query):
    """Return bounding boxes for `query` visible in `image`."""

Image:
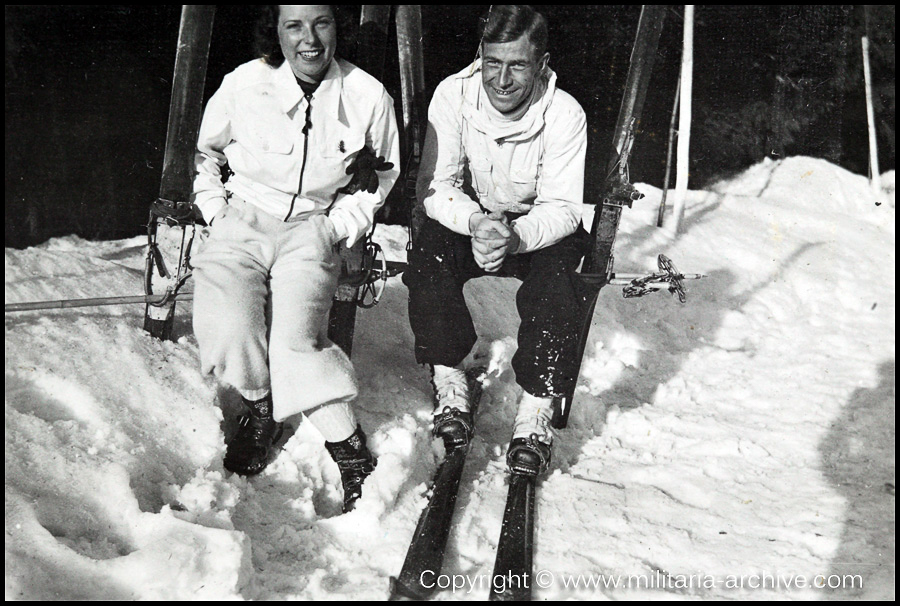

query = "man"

[404,5,591,476]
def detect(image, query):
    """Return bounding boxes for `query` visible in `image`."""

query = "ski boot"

[430,365,475,448]
[324,425,378,513]
[224,394,284,476]
[506,392,555,476]
[507,434,553,476]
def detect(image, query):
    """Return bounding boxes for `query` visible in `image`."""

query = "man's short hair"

[479,5,549,59]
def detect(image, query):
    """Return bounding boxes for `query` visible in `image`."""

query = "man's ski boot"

[507,435,552,476]
[430,365,475,448]
[224,394,284,476]
[324,425,378,513]
[506,392,555,476]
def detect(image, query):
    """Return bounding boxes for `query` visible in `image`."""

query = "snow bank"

[5,157,895,600]
[711,157,886,213]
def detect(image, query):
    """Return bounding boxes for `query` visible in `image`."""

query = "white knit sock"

[239,387,271,402]
[433,364,465,379]
[512,392,554,443]
[307,400,358,443]
[431,364,470,415]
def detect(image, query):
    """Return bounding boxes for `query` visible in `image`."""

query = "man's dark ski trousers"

[404,217,594,398]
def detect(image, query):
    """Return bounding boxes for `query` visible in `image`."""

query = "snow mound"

[711,156,885,214]
[881,170,895,208]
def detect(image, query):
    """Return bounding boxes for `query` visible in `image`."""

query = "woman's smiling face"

[277,5,337,83]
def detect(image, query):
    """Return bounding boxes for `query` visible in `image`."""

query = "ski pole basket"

[338,236,391,309]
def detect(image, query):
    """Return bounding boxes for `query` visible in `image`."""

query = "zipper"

[284,93,314,222]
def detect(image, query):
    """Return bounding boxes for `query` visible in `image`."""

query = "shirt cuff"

[326,212,353,247]
[197,197,227,225]
[510,222,527,254]
[424,186,482,236]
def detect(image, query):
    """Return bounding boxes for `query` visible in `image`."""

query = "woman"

[191,5,399,512]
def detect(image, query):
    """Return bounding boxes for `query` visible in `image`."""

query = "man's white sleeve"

[417,80,482,235]
[511,102,587,253]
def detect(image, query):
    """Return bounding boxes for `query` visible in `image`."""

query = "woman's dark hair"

[254,6,283,66]
[479,5,548,59]
[254,5,357,67]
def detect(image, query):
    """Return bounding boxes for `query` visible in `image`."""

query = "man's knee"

[527,231,589,272]
[405,220,468,286]
[413,220,467,258]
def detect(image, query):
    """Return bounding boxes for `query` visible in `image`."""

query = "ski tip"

[388,576,430,601]
[489,586,533,602]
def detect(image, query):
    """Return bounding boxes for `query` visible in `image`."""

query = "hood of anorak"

[454,59,557,144]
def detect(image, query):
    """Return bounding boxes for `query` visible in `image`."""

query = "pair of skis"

[390,6,673,601]
[388,366,540,602]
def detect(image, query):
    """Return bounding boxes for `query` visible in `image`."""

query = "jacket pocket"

[243,125,294,155]
[233,89,295,155]
[235,110,295,155]
[510,168,538,206]
[468,156,493,199]
[316,131,366,193]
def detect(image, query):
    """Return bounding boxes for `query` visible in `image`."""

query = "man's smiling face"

[481,36,548,116]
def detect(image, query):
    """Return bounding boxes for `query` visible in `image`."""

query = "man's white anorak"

[417,60,587,254]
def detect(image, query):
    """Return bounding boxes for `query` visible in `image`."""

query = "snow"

[5,157,895,600]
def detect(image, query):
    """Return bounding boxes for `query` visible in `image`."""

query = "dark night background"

[5,6,895,249]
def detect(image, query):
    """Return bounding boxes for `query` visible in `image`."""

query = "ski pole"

[6,292,195,313]
[580,272,706,285]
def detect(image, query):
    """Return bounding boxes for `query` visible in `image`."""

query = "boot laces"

[336,452,376,508]
[235,413,281,445]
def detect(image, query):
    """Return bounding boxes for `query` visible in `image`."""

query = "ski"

[395,5,429,238]
[490,6,668,601]
[389,368,486,601]
[143,5,215,341]
[489,474,536,601]
[555,3,668,430]
[326,7,393,356]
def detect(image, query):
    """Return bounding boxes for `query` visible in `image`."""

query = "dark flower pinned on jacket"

[341,146,394,195]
